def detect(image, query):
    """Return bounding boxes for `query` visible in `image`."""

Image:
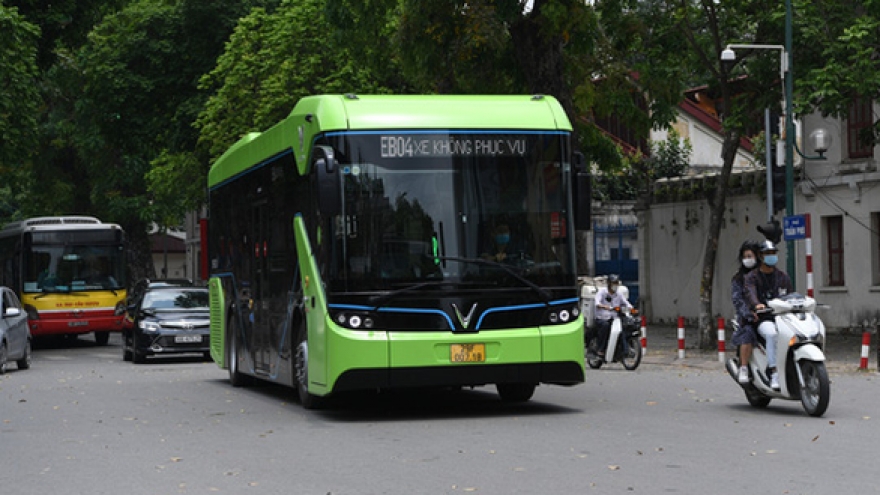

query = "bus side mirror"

[315,146,340,216]
[574,171,592,231]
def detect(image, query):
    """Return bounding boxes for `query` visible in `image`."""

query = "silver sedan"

[0,286,31,373]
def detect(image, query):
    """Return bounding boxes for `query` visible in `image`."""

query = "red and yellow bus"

[0,216,128,344]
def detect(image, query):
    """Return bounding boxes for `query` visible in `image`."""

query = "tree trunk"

[508,2,575,122]
[698,129,740,348]
[123,220,156,289]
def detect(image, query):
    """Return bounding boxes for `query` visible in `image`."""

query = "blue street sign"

[783,215,807,240]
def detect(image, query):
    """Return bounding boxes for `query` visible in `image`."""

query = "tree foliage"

[197,0,389,162]
[0,6,40,176]
[795,0,880,144]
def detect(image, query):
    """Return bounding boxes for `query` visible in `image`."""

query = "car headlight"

[139,321,161,332]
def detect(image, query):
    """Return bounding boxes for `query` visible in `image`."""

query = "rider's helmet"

[607,274,620,292]
[758,239,777,253]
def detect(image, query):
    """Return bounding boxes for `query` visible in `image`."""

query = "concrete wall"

[639,108,880,331]
[638,193,770,325]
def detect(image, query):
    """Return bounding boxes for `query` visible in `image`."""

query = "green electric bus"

[207,94,589,408]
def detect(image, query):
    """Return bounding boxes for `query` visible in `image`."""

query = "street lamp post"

[721,43,787,223]
[784,0,796,286]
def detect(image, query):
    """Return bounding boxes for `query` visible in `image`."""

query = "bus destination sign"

[380,135,528,158]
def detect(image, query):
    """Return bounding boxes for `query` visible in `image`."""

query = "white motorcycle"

[725,292,830,417]
[586,306,642,371]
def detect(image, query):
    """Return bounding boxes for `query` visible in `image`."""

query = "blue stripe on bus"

[209,148,294,191]
[330,298,577,331]
[474,303,546,330]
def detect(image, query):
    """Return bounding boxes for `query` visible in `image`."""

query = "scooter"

[586,306,642,370]
[725,292,830,417]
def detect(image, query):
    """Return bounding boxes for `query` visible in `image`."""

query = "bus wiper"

[435,256,552,302]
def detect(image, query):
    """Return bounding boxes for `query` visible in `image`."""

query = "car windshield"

[142,289,209,310]
[321,131,576,293]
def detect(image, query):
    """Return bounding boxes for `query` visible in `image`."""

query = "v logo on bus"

[451,303,478,330]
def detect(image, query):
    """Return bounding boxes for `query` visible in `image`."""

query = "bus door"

[251,199,272,374]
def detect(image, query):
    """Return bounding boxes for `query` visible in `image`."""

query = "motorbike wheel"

[586,339,603,369]
[621,336,642,371]
[799,360,830,417]
[745,385,772,408]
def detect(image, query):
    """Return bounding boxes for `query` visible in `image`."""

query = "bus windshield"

[325,131,575,293]
[24,242,126,293]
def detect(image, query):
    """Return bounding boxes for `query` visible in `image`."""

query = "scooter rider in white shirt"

[593,275,633,358]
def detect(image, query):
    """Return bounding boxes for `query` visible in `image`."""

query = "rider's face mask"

[763,254,778,266]
[608,284,618,293]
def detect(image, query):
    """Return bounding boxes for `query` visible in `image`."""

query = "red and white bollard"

[677,316,685,359]
[640,315,648,356]
[860,331,871,370]
[717,317,726,363]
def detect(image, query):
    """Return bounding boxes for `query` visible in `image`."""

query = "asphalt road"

[2,332,879,494]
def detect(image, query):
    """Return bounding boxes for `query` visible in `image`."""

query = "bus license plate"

[175,335,202,343]
[450,343,485,363]
[68,321,89,327]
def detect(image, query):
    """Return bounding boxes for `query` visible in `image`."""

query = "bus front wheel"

[294,325,323,409]
[94,331,110,346]
[227,314,251,387]
[496,383,536,402]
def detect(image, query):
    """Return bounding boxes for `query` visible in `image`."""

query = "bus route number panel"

[450,343,486,363]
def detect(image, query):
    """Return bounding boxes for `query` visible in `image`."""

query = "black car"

[122,286,210,363]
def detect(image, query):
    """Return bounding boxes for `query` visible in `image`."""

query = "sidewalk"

[637,324,877,373]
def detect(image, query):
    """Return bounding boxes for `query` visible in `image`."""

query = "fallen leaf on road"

[812,435,820,442]
[608,465,620,471]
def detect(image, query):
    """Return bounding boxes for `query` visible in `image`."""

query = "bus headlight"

[332,310,375,330]
[546,306,579,325]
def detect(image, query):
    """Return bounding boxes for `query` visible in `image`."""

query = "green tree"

[643,0,786,347]
[328,0,688,179]
[197,0,388,162]
[795,0,880,144]
[7,0,129,70]
[75,0,272,281]
[0,5,40,222]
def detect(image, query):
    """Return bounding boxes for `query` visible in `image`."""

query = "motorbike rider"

[744,240,793,390]
[731,240,761,384]
[593,274,633,357]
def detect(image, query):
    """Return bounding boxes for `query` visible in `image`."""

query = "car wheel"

[132,344,146,364]
[16,339,31,370]
[0,341,8,374]
[122,331,133,361]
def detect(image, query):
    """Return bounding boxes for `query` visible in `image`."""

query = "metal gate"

[593,222,639,304]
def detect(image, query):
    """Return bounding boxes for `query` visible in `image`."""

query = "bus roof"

[209,94,572,188]
[0,216,122,237]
